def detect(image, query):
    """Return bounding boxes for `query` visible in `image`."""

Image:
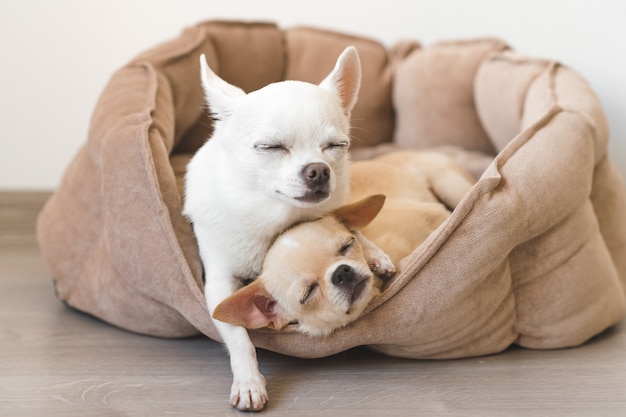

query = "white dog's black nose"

[302,163,330,187]
[332,264,358,291]
[299,163,331,202]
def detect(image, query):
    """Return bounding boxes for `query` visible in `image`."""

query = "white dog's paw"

[230,374,268,411]
[368,248,396,280]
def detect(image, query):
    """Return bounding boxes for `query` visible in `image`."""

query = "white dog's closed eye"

[254,141,289,153]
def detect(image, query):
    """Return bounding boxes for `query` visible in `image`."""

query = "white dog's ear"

[199,53,246,120]
[319,46,362,117]
[212,279,291,331]
[332,194,385,231]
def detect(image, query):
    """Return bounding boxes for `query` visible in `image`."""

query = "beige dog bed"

[37,20,626,359]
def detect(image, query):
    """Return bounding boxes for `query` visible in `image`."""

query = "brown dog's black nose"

[332,264,357,291]
[302,163,330,187]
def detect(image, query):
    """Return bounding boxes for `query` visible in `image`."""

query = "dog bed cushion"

[37,21,626,359]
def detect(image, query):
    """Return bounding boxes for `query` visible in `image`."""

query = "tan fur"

[214,151,475,336]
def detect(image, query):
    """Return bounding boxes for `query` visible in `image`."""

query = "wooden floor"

[1,192,625,416]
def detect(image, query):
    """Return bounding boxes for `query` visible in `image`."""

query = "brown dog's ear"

[332,194,385,231]
[213,280,291,331]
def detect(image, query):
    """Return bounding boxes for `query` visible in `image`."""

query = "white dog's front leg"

[205,267,268,411]
[354,231,396,279]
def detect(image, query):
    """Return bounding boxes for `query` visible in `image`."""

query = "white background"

[1,0,625,189]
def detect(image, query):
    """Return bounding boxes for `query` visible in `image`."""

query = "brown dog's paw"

[369,252,396,280]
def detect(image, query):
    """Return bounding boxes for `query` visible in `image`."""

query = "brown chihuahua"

[213,151,475,337]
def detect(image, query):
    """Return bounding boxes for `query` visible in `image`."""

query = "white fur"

[184,47,395,411]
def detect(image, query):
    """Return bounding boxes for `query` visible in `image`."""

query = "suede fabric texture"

[37,20,626,359]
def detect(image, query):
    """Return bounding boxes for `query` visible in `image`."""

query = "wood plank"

[0,191,51,242]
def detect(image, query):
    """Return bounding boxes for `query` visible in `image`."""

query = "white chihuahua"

[184,47,393,411]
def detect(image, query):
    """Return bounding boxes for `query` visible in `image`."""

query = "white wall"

[1,0,625,189]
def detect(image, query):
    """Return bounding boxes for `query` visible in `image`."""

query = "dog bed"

[37,21,626,359]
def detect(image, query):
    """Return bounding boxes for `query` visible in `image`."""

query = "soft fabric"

[37,20,626,359]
